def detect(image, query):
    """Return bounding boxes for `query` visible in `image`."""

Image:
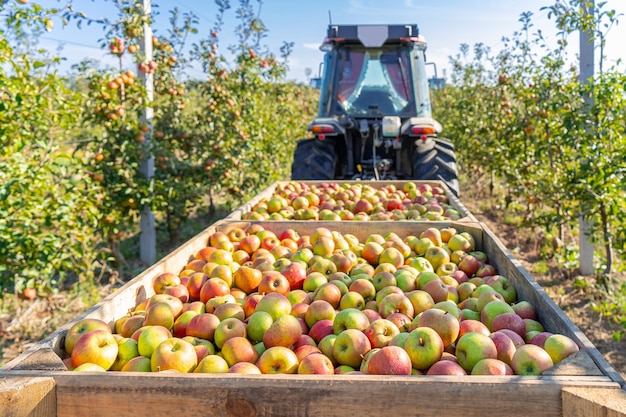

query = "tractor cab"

[317,24,432,121]
[292,24,458,195]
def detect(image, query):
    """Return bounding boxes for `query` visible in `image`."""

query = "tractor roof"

[324,24,422,48]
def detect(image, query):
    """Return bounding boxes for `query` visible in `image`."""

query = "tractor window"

[335,48,414,118]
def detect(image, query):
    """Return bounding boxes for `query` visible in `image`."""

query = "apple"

[73,363,107,372]
[426,360,467,375]
[424,246,450,272]
[364,319,400,348]
[405,290,435,315]
[256,346,299,374]
[150,337,197,373]
[332,328,372,368]
[543,334,580,364]
[529,331,554,349]
[258,271,291,296]
[110,337,139,371]
[186,272,209,301]
[457,254,481,277]
[458,319,490,340]
[255,292,292,320]
[347,279,376,304]
[136,325,172,358]
[246,311,274,343]
[367,345,412,375]
[496,329,526,348]
[304,299,336,329]
[420,227,443,247]
[163,284,190,303]
[186,313,220,341]
[65,318,112,355]
[119,314,145,338]
[339,291,366,310]
[143,301,175,330]
[221,336,259,367]
[303,272,328,292]
[471,358,514,375]
[490,312,526,337]
[333,308,370,334]
[524,318,545,335]
[71,329,118,370]
[313,282,343,308]
[448,234,472,252]
[298,352,335,375]
[485,275,517,304]
[153,272,181,294]
[213,317,247,349]
[233,266,263,294]
[378,293,415,319]
[511,344,554,375]
[418,308,460,347]
[280,262,307,290]
[182,336,215,362]
[455,331,498,373]
[120,356,152,372]
[511,300,537,320]
[306,319,334,345]
[262,314,302,348]
[480,300,515,331]
[193,354,230,374]
[403,327,444,371]
[489,331,518,366]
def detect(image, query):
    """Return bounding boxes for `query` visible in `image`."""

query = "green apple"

[136,325,172,358]
[455,331,498,373]
[333,308,370,334]
[403,326,444,371]
[246,311,274,343]
[110,337,139,371]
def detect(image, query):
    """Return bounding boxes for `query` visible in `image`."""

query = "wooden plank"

[0,377,56,417]
[41,372,619,417]
[562,387,626,417]
[478,222,625,386]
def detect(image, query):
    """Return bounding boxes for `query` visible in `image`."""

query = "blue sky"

[38,0,626,82]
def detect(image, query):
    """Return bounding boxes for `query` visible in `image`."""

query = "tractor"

[291,24,459,195]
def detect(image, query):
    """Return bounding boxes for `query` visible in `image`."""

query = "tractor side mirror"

[309,78,322,90]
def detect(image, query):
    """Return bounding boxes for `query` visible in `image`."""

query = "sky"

[36,0,626,82]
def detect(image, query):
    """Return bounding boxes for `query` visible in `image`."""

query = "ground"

[1,183,625,382]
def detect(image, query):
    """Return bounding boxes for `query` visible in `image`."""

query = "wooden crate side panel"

[479,223,624,386]
[562,387,626,417]
[0,377,56,417]
[47,372,618,417]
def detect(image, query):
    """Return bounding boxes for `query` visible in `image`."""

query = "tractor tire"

[291,138,338,180]
[413,137,460,196]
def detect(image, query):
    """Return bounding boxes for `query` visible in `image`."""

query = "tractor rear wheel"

[413,137,460,196]
[291,138,337,180]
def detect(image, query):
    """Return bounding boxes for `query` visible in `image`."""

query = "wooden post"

[579,0,595,276]
[139,0,156,265]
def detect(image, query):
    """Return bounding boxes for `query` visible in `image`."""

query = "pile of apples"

[63,224,580,376]
[242,181,464,221]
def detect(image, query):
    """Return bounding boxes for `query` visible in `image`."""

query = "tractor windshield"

[334,48,414,118]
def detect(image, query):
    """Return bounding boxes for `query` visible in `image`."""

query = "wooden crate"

[1,220,625,417]
[224,180,477,222]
